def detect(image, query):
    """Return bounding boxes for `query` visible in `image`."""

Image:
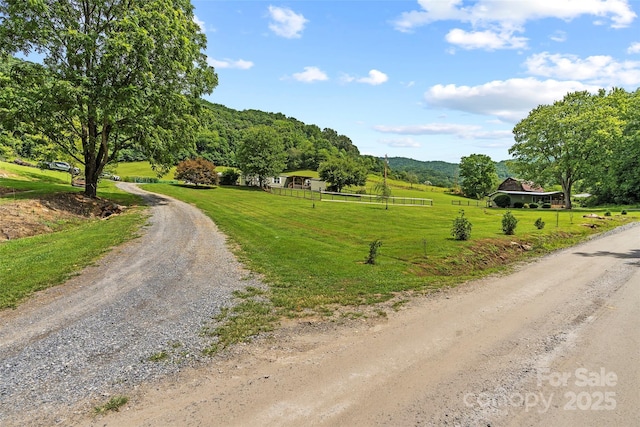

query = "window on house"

[273,177,281,184]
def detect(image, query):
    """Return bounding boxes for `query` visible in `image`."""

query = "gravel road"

[0,183,263,426]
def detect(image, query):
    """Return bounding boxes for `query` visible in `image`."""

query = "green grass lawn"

[142,182,637,317]
[0,161,147,308]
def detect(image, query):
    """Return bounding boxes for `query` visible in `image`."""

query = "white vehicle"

[43,161,80,175]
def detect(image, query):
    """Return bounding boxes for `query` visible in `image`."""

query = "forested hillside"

[121,100,381,173]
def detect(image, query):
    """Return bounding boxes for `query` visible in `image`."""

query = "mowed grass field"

[143,179,636,316]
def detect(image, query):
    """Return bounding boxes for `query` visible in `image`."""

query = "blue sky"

[193,0,640,162]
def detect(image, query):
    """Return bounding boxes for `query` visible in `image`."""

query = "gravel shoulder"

[0,183,264,426]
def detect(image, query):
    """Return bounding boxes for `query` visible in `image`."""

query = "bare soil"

[0,190,124,240]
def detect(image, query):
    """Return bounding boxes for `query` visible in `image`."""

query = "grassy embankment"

[0,161,147,308]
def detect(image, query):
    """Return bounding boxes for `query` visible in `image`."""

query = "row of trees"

[458,89,640,207]
[511,88,640,208]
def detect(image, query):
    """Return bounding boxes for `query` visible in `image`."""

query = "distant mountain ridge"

[386,156,513,188]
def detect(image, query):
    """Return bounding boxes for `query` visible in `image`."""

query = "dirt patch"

[0,192,125,241]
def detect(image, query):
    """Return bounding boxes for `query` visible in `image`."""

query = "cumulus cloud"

[628,42,640,54]
[445,28,527,50]
[291,66,329,83]
[393,0,636,49]
[342,69,389,85]
[524,52,640,86]
[207,58,254,70]
[268,6,308,38]
[424,77,599,122]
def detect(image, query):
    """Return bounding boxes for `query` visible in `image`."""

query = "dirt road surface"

[2,183,638,426]
[80,221,639,426]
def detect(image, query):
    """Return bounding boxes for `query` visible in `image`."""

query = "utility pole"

[384,154,389,210]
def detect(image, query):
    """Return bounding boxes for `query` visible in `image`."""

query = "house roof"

[488,190,563,197]
[498,177,545,193]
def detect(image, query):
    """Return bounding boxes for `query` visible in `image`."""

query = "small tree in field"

[502,211,518,235]
[451,210,472,241]
[175,158,218,187]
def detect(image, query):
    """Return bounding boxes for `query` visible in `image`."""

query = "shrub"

[365,239,383,265]
[513,202,524,209]
[542,203,551,209]
[175,158,218,186]
[220,169,240,185]
[604,210,611,217]
[451,210,472,241]
[493,194,511,208]
[502,211,518,235]
[529,203,538,209]
[534,217,545,230]
[621,210,627,215]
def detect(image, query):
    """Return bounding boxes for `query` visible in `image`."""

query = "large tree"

[318,156,367,193]
[510,90,622,209]
[0,0,217,197]
[579,88,640,204]
[236,125,286,188]
[458,153,498,199]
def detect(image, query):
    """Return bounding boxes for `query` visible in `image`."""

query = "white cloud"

[268,6,308,38]
[549,30,567,42]
[628,42,640,54]
[194,15,207,33]
[207,58,254,70]
[291,66,329,83]
[424,77,599,122]
[375,123,480,136]
[374,123,512,141]
[445,28,527,50]
[342,69,389,85]
[524,52,640,86]
[393,0,636,46]
[379,137,422,148]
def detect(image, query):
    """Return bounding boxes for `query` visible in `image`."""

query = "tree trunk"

[563,187,572,209]
[84,158,99,198]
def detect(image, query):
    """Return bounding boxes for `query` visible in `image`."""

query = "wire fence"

[451,200,484,207]
[269,189,433,206]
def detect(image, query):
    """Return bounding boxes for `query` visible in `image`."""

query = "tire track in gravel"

[0,183,262,426]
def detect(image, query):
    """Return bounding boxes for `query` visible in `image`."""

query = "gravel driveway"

[0,183,263,426]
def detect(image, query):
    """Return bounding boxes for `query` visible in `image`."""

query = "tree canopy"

[510,90,623,209]
[236,125,287,188]
[458,154,498,199]
[318,156,368,192]
[175,157,218,187]
[0,0,217,197]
